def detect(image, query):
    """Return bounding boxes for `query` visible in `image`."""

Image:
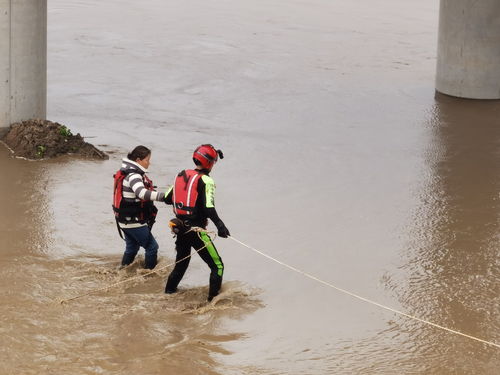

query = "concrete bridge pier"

[0,0,47,131]
[436,0,500,99]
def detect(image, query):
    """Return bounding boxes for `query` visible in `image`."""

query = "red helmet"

[192,144,223,170]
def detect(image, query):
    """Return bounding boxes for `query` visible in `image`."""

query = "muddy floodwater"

[1,0,499,374]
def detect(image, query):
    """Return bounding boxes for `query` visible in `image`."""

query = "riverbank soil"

[1,119,108,160]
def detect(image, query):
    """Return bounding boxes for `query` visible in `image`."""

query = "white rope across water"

[59,226,499,349]
[228,235,500,350]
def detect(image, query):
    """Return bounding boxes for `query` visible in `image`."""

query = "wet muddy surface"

[1,0,499,374]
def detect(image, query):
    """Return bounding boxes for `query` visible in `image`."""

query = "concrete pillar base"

[436,0,500,99]
[0,0,47,130]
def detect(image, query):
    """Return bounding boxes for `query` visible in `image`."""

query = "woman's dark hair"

[128,145,151,161]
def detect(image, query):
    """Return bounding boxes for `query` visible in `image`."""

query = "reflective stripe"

[186,174,200,208]
[200,232,224,276]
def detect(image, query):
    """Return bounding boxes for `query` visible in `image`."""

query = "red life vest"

[113,169,156,223]
[172,169,202,217]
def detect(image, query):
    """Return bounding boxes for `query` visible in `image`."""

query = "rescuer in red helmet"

[163,144,230,301]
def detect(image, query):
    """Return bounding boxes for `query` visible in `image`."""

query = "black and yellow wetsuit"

[164,169,228,300]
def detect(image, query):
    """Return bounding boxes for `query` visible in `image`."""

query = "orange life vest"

[112,169,156,223]
[172,169,202,217]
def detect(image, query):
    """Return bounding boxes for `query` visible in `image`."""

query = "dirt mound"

[1,119,108,160]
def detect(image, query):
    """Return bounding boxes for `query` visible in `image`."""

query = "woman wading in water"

[112,145,166,269]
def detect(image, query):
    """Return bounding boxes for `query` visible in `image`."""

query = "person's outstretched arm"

[125,173,164,202]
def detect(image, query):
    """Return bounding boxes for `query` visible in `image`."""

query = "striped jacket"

[119,158,164,229]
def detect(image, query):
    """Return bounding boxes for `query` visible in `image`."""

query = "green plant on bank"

[36,145,46,158]
[59,125,73,137]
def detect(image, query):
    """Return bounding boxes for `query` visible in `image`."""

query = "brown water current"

[0,147,263,375]
[1,0,499,374]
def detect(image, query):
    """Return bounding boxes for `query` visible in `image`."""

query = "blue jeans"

[121,226,158,269]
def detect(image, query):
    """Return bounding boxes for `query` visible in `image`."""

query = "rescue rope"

[59,228,215,304]
[228,235,500,350]
[59,227,499,349]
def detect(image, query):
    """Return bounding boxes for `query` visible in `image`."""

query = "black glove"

[215,220,230,238]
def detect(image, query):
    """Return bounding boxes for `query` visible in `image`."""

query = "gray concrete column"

[0,0,10,130]
[436,0,500,99]
[0,0,47,131]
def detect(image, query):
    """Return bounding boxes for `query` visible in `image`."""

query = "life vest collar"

[121,158,148,174]
[194,167,210,176]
